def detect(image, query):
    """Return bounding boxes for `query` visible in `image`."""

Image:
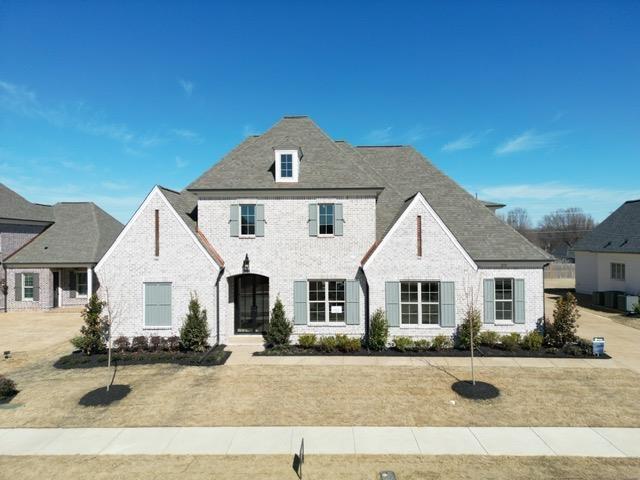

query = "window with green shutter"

[144,282,172,327]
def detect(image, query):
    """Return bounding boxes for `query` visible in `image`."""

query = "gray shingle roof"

[573,199,640,254]
[187,116,551,263]
[4,202,123,265]
[158,186,198,233]
[0,183,53,223]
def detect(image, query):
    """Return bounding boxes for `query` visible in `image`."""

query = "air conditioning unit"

[625,295,639,313]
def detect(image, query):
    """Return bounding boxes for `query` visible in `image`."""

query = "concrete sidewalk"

[1,426,638,457]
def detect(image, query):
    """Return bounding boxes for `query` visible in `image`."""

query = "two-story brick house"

[95,116,551,344]
[1,183,123,312]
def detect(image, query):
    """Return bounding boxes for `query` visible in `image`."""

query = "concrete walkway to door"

[1,426,639,457]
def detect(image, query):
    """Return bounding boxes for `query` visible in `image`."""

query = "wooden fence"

[544,262,575,280]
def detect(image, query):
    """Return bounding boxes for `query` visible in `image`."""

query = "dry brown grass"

[2,359,640,427]
[1,455,639,480]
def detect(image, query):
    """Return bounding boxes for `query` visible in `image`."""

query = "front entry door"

[234,274,269,334]
[52,272,60,308]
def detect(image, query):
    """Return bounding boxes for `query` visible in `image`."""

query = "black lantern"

[242,253,250,273]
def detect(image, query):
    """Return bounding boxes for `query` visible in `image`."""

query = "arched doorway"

[234,274,269,334]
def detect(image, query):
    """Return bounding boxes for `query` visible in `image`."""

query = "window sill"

[494,320,514,326]
[306,322,347,327]
[317,234,335,238]
[143,326,173,330]
[239,235,256,239]
[399,324,441,329]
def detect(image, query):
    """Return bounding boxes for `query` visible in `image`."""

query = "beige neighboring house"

[96,116,552,345]
[0,183,123,311]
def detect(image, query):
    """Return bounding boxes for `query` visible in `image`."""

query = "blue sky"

[1,0,638,224]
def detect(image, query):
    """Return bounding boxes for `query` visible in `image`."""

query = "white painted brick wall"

[364,197,544,340]
[198,196,376,342]
[96,190,220,343]
[5,267,53,311]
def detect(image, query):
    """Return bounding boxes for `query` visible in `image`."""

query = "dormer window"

[274,148,300,182]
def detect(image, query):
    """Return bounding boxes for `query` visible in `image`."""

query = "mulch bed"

[255,345,611,359]
[54,345,230,369]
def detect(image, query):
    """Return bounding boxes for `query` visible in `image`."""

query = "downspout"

[542,262,550,335]
[359,267,370,347]
[215,267,225,346]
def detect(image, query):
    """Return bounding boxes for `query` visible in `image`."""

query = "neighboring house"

[574,199,640,297]
[96,116,551,344]
[0,183,123,311]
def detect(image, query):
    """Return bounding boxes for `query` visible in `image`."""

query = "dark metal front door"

[234,274,269,334]
[52,272,59,308]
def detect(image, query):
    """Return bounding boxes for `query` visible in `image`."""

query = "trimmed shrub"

[180,294,210,352]
[520,331,543,351]
[500,333,521,351]
[131,336,149,351]
[546,293,579,347]
[477,330,500,348]
[0,375,18,399]
[264,297,293,347]
[455,306,482,350]
[72,294,107,355]
[431,334,453,351]
[149,336,163,351]
[393,336,414,352]
[318,336,337,352]
[113,336,130,353]
[335,334,361,352]
[634,302,640,315]
[166,336,181,351]
[414,339,431,351]
[297,334,317,349]
[368,308,389,351]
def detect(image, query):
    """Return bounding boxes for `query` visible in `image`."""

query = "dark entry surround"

[234,274,269,334]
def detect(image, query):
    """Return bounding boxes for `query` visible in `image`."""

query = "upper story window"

[274,149,300,182]
[280,154,293,178]
[240,204,256,236]
[318,204,335,235]
[495,278,513,321]
[400,281,439,325]
[611,263,625,281]
[23,273,34,301]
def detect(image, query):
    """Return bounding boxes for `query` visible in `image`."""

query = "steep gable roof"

[4,202,123,265]
[0,183,53,223]
[573,199,640,254]
[188,117,382,191]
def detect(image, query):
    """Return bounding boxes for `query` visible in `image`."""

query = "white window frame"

[495,278,514,322]
[611,263,625,281]
[308,279,346,324]
[76,271,88,298]
[22,273,35,301]
[274,149,299,182]
[317,203,335,237]
[400,281,440,327]
[240,204,256,238]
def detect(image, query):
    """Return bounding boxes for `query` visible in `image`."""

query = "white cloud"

[171,128,203,144]
[365,126,393,144]
[179,79,194,97]
[495,129,566,155]
[60,159,95,173]
[101,180,130,191]
[441,130,492,152]
[176,156,189,168]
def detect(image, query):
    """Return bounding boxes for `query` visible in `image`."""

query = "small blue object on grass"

[380,472,397,480]
[592,337,605,356]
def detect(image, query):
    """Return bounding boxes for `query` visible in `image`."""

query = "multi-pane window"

[240,204,256,236]
[309,280,345,323]
[611,263,625,281]
[76,272,88,297]
[280,154,293,178]
[23,273,34,300]
[495,278,513,321]
[400,281,439,325]
[318,204,334,235]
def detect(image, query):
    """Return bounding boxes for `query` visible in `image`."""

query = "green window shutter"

[483,279,495,324]
[14,273,21,301]
[514,279,525,324]
[334,203,344,236]
[293,281,308,325]
[345,280,359,325]
[144,283,172,327]
[385,281,400,327]
[308,203,317,237]
[32,273,40,302]
[69,271,76,298]
[255,204,265,237]
[229,204,239,237]
[439,281,455,327]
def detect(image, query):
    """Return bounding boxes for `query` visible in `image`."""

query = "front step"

[226,335,265,347]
